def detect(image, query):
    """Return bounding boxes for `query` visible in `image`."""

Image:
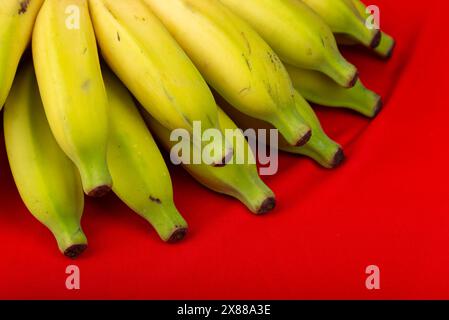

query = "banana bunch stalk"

[104,69,188,242]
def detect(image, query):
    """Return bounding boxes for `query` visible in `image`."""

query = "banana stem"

[78,161,113,197]
[140,202,188,243]
[55,227,88,259]
[375,32,396,59]
[270,107,311,147]
[344,84,383,118]
[296,132,344,169]
[232,173,276,214]
[320,56,359,88]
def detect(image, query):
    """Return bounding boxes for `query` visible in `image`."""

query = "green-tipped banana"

[4,62,87,258]
[219,0,358,88]
[350,0,396,58]
[32,0,112,197]
[104,69,188,242]
[302,0,381,49]
[143,109,276,215]
[286,64,382,118]
[88,0,232,165]
[217,92,344,169]
[0,0,44,109]
[144,0,311,147]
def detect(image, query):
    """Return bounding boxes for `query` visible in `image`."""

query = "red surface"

[0,0,448,299]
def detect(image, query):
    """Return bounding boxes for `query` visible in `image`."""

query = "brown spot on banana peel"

[81,79,91,91]
[64,244,87,259]
[117,32,121,42]
[18,0,31,14]
[149,196,162,204]
[295,129,312,147]
[241,32,252,55]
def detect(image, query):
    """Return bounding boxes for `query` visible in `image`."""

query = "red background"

[0,0,448,299]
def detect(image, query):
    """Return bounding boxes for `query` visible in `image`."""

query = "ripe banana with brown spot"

[104,68,188,242]
[4,61,87,258]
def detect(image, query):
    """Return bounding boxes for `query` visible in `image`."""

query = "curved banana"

[302,0,381,49]
[32,0,112,197]
[88,0,232,166]
[219,0,358,88]
[143,109,276,215]
[217,92,344,169]
[144,0,311,147]
[0,0,44,109]
[286,64,382,118]
[104,69,188,242]
[4,62,87,258]
[350,0,396,58]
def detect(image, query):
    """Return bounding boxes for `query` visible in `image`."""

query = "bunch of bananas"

[0,0,394,258]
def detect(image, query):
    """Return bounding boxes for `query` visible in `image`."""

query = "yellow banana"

[104,69,188,242]
[0,0,44,109]
[219,0,358,88]
[88,0,232,165]
[217,92,344,169]
[144,0,312,147]
[4,61,87,258]
[143,109,276,215]
[285,64,382,118]
[301,0,381,49]
[32,0,112,197]
[350,0,396,58]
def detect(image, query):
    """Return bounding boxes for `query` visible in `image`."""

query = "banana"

[143,109,276,215]
[103,68,188,242]
[219,0,358,88]
[349,0,396,58]
[88,0,232,166]
[143,0,312,147]
[32,0,112,197]
[0,0,44,109]
[4,61,87,258]
[285,64,382,118]
[301,0,381,49]
[217,91,344,169]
